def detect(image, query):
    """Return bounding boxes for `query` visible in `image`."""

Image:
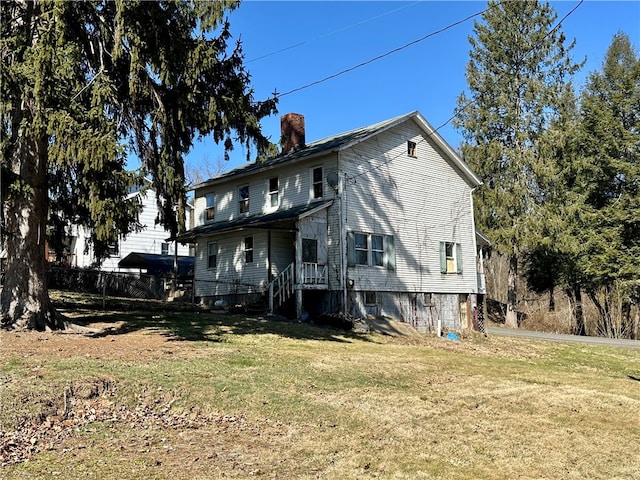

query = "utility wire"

[277,7,491,98]
[247,1,423,64]
[345,0,585,183]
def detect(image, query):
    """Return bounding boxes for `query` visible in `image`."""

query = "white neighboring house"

[178,111,487,331]
[70,185,193,272]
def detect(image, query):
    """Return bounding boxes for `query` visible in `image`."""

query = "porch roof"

[176,200,333,243]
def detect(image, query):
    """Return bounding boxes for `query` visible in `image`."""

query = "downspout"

[338,151,348,313]
[469,187,479,293]
[469,186,485,334]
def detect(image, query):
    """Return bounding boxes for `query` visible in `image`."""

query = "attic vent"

[281,113,306,154]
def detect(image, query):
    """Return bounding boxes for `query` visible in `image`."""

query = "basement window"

[364,291,377,305]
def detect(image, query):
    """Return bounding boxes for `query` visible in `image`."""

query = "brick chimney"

[280,113,305,154]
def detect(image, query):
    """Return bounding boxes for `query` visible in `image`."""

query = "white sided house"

[71,186,192,272]
[179,112,486,332]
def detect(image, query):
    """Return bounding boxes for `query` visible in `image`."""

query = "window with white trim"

[207,241,217,269]
[107,241,119,257]
[407,140,417,158]
[311,166,323,199]
[440,241,463,274]
[354,233,368,265]
[161,242,170,256]
[238,185,249,214]
[268,177,279,207]
[371,234,384,267]
[205,193,215,221]
[244,236,253,263]
[348,232,395,270]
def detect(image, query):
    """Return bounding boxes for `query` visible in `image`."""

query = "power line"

[345,0,585,183]
[246,1,423,64]
[277,6,491,98]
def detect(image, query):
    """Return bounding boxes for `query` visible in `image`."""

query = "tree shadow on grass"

[58,296,375,344]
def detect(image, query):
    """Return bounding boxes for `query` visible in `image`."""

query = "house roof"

[176,200,333,243]
[192,111,481,190]
[128,183,194,212]
[118,253,194,277]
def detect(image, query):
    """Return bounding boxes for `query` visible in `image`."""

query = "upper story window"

[311,166,323,199]
[440,241,463,274]
[161,242,170,256]
[348,232,395,270]
[107,241,119,257]
[269,177,279,207]
[244,236,254,263]
[238,185,250,214]
[205,193,215,222]
[407,141,417,158]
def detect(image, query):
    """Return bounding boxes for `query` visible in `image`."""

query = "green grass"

[1,292,639,479]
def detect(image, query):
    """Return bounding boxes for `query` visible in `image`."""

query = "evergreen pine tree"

[1,1,277,330]
[454,0,582,328]
[575,33,640,338]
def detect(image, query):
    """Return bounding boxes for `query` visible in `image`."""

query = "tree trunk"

[1,131,64,331]
[588,287,612,338]
[567,283,585,336]
[548,285,555,312]
[505,253,518,328]
[622,301,632,339]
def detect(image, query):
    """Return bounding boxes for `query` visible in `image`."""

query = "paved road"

[486,326,640,349]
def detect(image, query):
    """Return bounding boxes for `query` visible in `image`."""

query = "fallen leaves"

[0,379,250,466]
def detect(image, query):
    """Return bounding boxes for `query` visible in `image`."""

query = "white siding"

[193,155,339,227]
[270,231,296,277]
[194,230,269,298]
[341,121,477,295]
[71,189,191,271]
[190,114,480,324]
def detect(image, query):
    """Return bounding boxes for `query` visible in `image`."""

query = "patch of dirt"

[0,328,180,363]
[0,377,265,467]
[363,315,423,337]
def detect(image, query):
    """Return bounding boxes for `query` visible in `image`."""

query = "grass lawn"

[1,291,639,479]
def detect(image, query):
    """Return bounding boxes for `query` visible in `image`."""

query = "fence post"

[102,273,106,310]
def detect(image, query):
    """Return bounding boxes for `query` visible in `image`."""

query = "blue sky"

[184,0,640,176]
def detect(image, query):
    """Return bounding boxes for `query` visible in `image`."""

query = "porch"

[268,261,328,313]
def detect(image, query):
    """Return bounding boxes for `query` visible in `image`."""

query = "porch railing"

[302,262,328,285]
[267,262,329,313]
[268,262,294,312]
